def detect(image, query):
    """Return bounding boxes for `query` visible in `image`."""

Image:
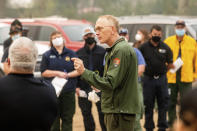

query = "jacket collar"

[175,34,187,43]
[148,40,161,48]
[51,46,68,56]
[8,73,34,78]
[106,37,125,52]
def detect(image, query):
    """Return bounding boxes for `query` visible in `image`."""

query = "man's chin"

[99,40,106,44]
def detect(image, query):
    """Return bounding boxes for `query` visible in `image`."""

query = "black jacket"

[0,73,57,131]
[3,37,12,52]
[76,44,105,92]
[1,37,12,63]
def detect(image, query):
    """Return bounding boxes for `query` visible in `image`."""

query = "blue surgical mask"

[12,34,21,41]
[175,29,185,37]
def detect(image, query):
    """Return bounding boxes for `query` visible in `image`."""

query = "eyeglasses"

[94,26,113,32]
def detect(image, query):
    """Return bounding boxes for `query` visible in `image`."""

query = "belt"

[153,75,160,79]
[145,74,165,80]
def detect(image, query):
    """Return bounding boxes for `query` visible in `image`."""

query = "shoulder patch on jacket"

[113,58,120,67]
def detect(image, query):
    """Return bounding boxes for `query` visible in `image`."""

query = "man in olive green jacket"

[72,15,140,131]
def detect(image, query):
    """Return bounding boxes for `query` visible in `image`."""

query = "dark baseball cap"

[175,20,186,26]
[9,27,22,35]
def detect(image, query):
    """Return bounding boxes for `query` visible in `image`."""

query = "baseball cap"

[175,20,186,26]
[119,28,128,34]
[11,19,22,28]
[83,27,95,36]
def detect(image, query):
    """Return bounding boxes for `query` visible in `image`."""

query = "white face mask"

[12,34,21,41]
[135,34,142,41]
[52,37,64,46]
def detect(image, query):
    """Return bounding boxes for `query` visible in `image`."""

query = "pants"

[143,75,169,131]
[168,71,192,127]
[134,82,144,131]
[51,91,75,131]
[104,113,136,131]
[78,95,106,131]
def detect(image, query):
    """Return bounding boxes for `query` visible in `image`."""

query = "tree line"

[0,0,196,22]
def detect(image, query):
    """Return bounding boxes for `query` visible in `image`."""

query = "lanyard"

[178,41,182,58]
[103,50,114,77]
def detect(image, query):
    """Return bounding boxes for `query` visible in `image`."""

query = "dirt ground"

[72,82,196,131]
[73,96,161,131]
[73,96,102,131]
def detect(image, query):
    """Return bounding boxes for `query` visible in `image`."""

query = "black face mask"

[85,37,96,45]
[152,36,161,43]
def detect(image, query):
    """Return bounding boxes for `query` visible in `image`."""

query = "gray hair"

[9,37,38,72]
[98,15,120,32]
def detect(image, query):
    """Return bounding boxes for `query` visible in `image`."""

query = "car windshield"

[62,25,92,42]
[0,26,10,44]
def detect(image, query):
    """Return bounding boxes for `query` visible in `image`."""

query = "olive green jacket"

[81,37,140,114]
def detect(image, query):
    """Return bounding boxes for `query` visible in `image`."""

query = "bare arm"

[42,69,80,79]
[41,70,67,78]
[138,64,145,77]
[67,70,80,78]
[3,62,10,75]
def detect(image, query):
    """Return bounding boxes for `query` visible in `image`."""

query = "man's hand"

[76,87,80,96]
[91,86,100,92]
[167,63,175,70]
[71,58,85,75]
[3,62,10,75]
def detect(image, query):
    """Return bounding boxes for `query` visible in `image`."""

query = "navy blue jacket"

[40,47,78,93]
[76,44,105,92]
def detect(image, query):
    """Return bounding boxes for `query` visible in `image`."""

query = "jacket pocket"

[122,114,135,121]
[102,91,113,108]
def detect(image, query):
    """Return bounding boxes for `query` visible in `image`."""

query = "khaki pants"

[104,113,136,131]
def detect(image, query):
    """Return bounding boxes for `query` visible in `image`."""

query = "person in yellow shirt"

[164,20,197,127]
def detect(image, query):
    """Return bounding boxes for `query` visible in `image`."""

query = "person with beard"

[76,27,106,131]
[139,25,174,131]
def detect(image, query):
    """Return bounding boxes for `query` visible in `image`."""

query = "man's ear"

[111,26,116,35]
